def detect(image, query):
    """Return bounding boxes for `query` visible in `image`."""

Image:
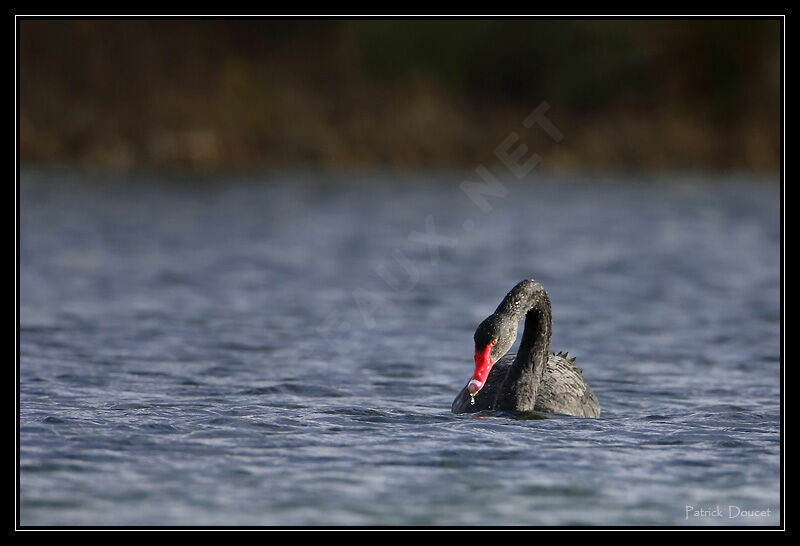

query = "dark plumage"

[451,352,601,417]
[452,279,601,418]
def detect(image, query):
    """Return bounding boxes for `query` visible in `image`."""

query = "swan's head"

[468,314,517,395]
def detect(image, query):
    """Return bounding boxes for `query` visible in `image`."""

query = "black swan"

[452,279,600,417]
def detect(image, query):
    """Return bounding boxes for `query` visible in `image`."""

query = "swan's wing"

[535,353,601,417]
[452,352,601,417]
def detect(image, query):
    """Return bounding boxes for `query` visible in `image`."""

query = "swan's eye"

[491,339,498,346]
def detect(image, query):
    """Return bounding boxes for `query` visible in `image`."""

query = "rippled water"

[19,170,781,526]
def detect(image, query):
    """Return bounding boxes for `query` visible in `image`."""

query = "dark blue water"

[19,170,781,526]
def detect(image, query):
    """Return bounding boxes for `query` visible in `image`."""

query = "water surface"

[19,170,781,526]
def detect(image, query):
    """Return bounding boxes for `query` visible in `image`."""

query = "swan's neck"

[496,288,552,412]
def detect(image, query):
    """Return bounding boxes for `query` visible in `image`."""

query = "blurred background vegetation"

[19,19,781,173]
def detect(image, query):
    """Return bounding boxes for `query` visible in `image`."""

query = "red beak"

[468,343,495,395]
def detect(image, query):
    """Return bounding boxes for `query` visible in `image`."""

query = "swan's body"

[452,352,600,417]
[452,279,600,418]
